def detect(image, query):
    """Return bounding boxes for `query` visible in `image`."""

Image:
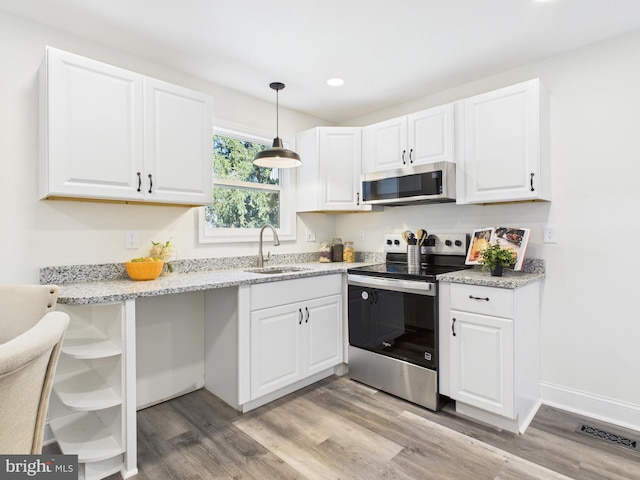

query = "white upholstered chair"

[0,285,69,454]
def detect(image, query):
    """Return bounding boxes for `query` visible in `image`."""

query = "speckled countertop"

[44,253,544,304]
[54,262,377,305]
[438,262,545,289]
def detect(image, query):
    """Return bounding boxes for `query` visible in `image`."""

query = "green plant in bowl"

[479,244,517,276]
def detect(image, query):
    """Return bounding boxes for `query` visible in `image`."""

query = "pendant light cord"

[275,88,279,139]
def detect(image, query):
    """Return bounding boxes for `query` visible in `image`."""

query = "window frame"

[198,126,296,244]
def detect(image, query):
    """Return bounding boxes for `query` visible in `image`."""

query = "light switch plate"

[543,225,557,244]
[305,229,316,242]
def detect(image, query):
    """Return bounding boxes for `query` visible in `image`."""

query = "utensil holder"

[407,245,421,269]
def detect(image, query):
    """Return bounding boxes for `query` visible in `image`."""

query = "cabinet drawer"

[251,274,342,311]
[450,284,513,319]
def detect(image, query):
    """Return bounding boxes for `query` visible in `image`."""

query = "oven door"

[347,274,437,370]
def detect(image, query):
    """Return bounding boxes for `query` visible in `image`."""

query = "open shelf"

[62,323,121,359]
[54,368,121,411]
[49,411,123,463]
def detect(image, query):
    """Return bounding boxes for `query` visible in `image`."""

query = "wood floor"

[104,376,640,479]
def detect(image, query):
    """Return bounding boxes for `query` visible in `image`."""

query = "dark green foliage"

[205,135,280,228]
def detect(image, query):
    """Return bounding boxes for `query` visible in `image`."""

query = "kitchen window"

[198,127,295,243]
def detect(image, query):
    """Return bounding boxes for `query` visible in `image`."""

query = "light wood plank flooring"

[86,376,640,479]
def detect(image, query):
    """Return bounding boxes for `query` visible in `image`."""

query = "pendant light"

[253,82,302,168]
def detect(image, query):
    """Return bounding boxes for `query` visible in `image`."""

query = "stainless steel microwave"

[361,162,456,206]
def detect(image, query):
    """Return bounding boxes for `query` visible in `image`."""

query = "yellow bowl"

[125,260,164,281]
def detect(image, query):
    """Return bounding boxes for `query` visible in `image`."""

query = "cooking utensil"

[401,230,413,244]
[417,229,428,246]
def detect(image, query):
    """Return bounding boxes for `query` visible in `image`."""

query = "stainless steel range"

[346,232,469,411]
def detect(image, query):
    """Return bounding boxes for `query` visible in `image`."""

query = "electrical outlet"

[125,231,139,249]
[543,225,557,244]
[358,229,366,241]
[305,229,316,242]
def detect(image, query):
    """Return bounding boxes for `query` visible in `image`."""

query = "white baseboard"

[541,382,640,433]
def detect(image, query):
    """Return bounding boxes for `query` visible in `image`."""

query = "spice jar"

[319,242,332,263]
[343,241,355,263]
[330,238,343,263]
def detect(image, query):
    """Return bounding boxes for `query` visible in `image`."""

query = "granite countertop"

[47,253,545,304]
[438,268,544,289]
[54,261,379,305]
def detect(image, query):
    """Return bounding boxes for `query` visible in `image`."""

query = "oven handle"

[347,274,435,296]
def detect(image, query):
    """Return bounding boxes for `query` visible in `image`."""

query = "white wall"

[0,11,336,284]
[338,31,640,430]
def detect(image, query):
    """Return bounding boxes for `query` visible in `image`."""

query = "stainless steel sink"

[244,266,311,275]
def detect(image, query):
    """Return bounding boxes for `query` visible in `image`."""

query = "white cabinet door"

[363,117,407,172]
[250,304,304,398]
[459,79,550,204]
[319,128,363,210]
[407,103,454,166]
[296,127,368,212]
[40,47,213,206]
[303,294,343,376]
[41,47,144,201]
[450,310,514,418]
[143,77,213,205]
[363,104,454,173]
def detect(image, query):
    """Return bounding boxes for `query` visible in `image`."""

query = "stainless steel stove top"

[348,232,471,281]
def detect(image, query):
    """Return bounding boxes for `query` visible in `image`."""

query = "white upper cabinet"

[40,47,213,206]
[296,127,372,212]
[363,103,454,173]
[457,79,550,204]
[143,77,213,205]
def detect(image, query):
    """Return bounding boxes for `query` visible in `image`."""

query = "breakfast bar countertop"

[53,261,376,305]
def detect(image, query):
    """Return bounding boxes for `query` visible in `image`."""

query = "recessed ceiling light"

[326,77,345,87]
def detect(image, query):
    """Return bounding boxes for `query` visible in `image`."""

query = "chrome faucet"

[257,224,280,267]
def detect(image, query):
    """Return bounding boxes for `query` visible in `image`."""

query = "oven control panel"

[422,233,469,255]
[384,234,405,253]
[384,232,469,255]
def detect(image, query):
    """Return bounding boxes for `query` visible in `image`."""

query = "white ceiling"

[2,0,640,123]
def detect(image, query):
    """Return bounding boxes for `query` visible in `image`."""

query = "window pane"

[213,135,279,186]
[206,186,280,228]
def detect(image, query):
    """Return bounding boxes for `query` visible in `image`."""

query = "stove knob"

[455,240,463,247]
[445,240,452,246]
[386,239,392,245]
[394,239,400,245]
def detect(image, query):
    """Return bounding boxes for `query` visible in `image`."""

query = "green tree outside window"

[205,135,281,228]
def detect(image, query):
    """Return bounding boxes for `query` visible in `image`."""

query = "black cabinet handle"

[299,308,303,325]
[530,172,535,192]
[305,307,309,323]
[469,294,490,301]
[357,192,360,206]
[136,172,142,192]
[452,318,457,337]
[148,174,153,194]
[409,148,414,163]
[402,150,406,164]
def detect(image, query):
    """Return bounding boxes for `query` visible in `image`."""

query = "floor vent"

[576,423,640,452]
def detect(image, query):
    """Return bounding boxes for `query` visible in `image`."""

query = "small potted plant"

[479,243,517,277]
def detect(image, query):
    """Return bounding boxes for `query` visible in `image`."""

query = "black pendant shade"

[253,82,301,168]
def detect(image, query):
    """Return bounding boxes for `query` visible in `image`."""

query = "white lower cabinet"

[50,301,137,480]
[250,294,342,398]
[450,310,515,418]
[204,274,344,412]
[445,281,541,433]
